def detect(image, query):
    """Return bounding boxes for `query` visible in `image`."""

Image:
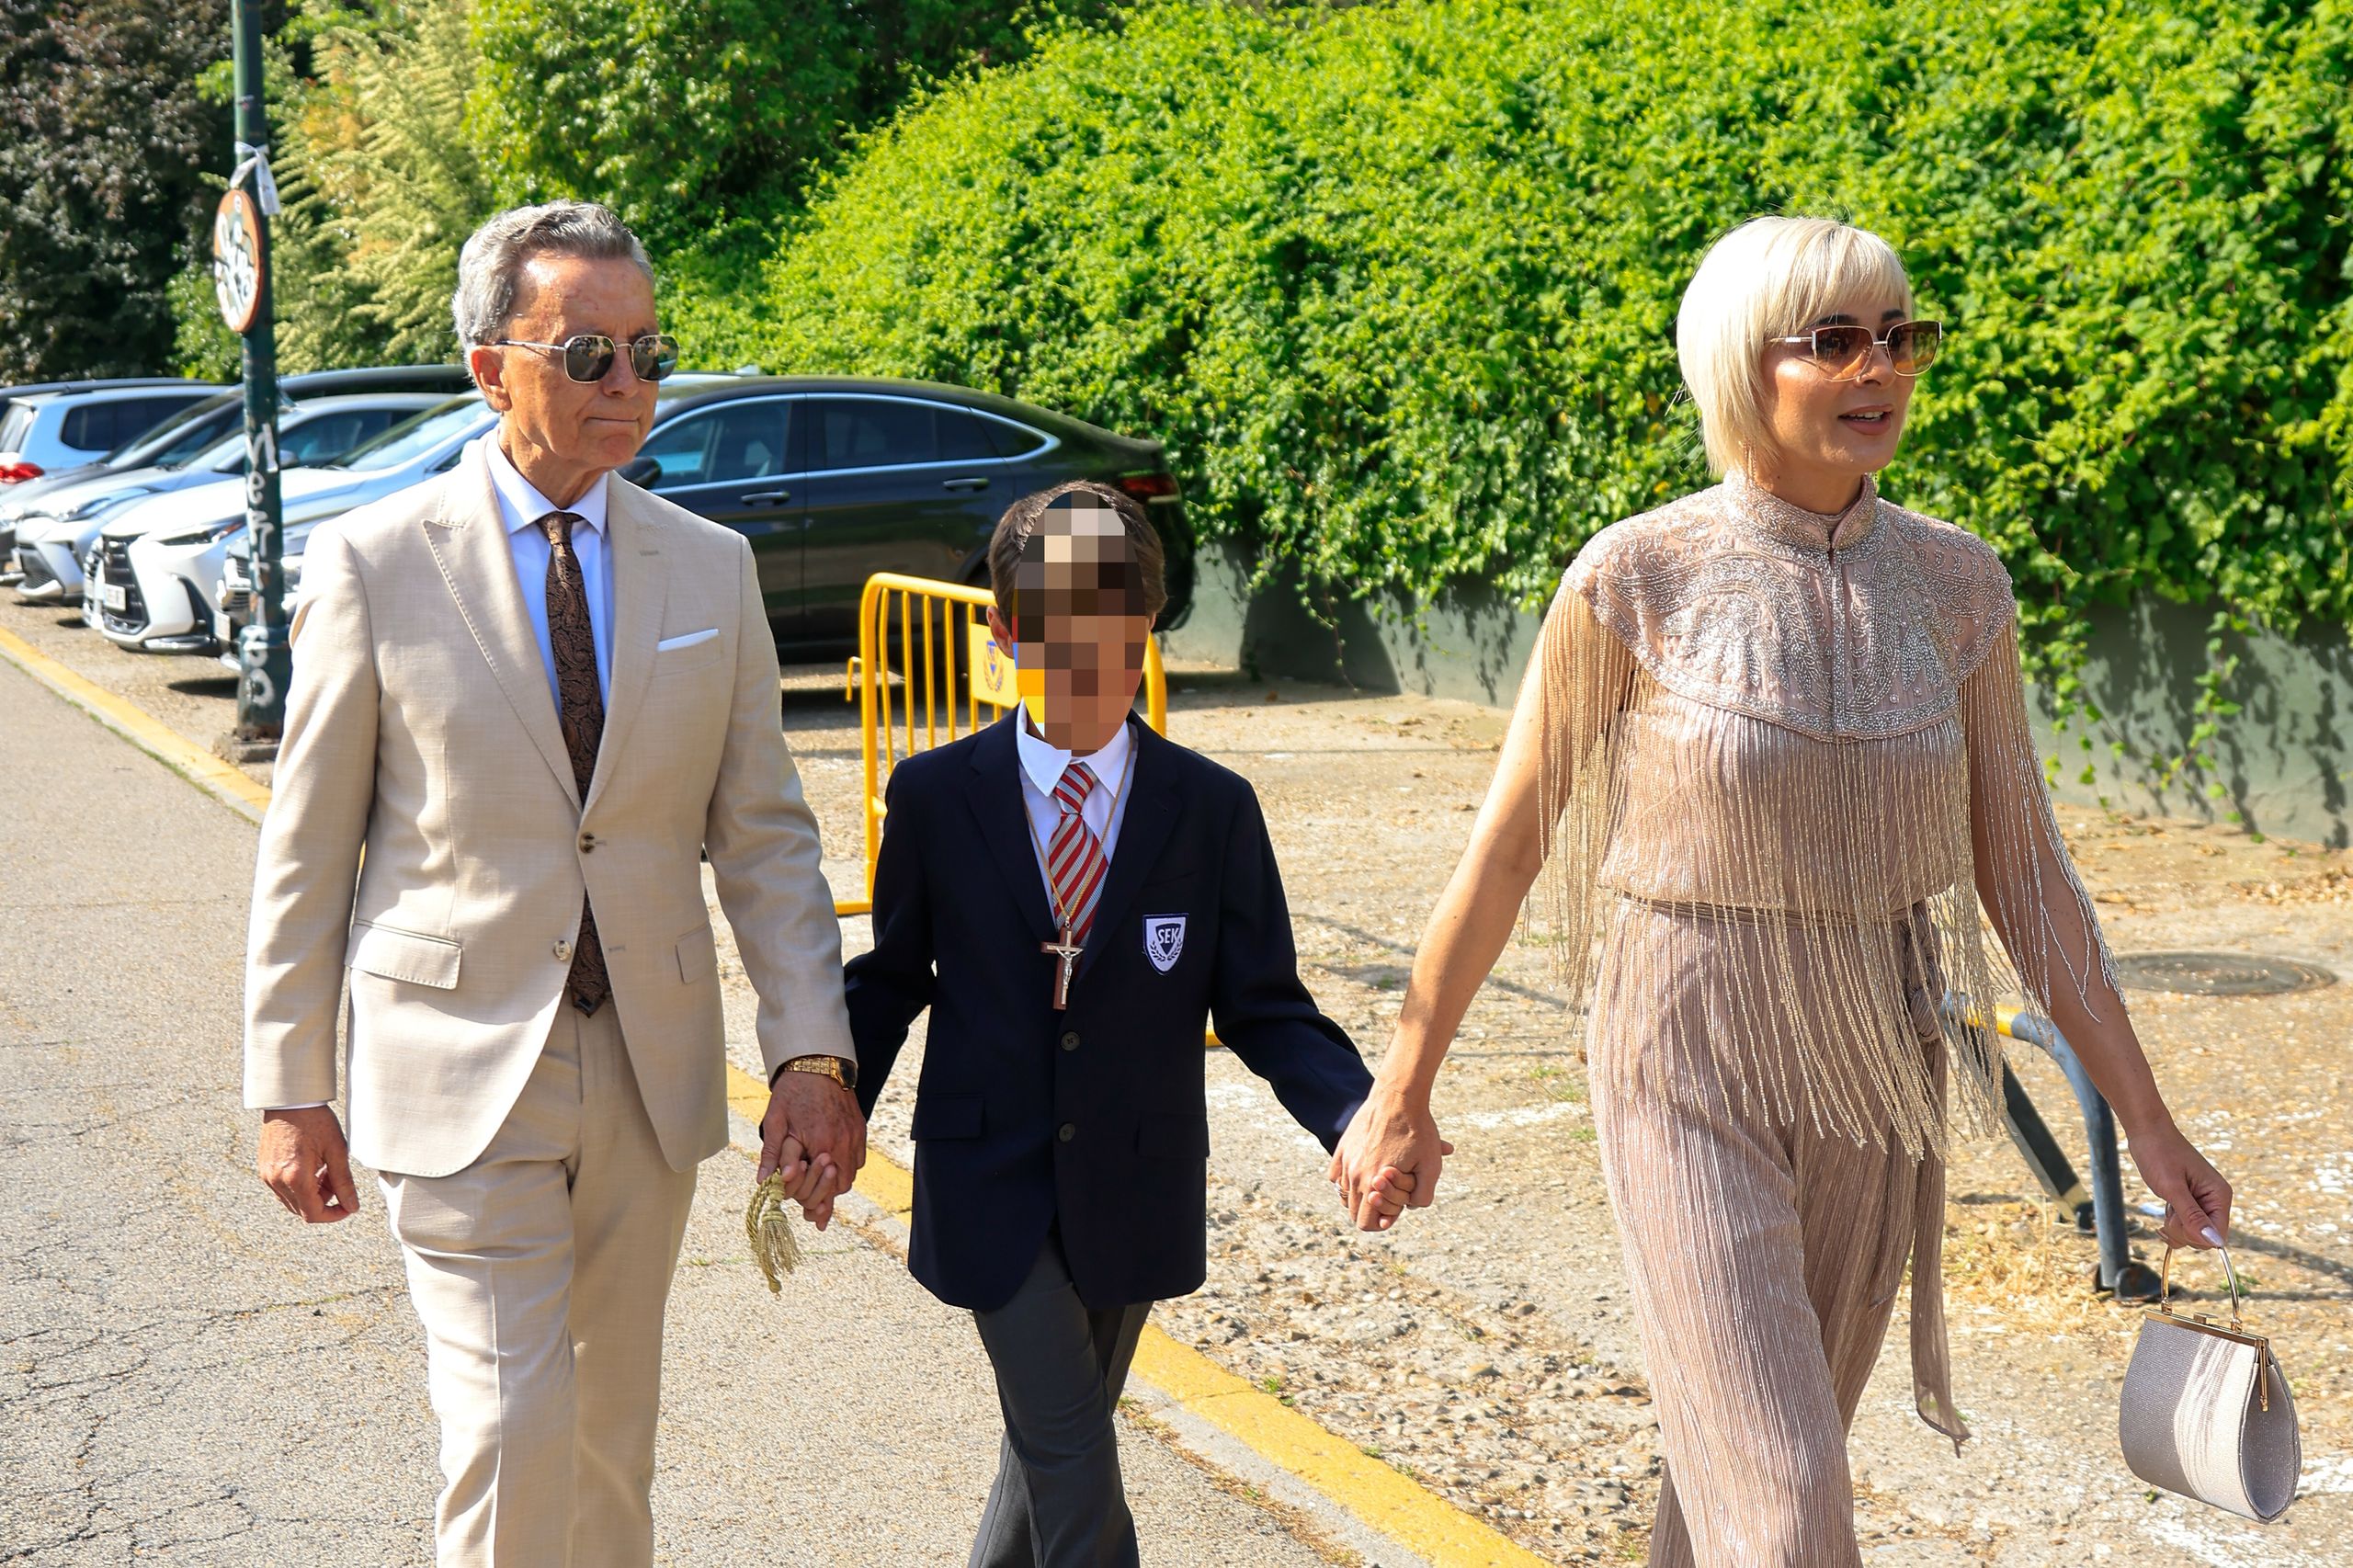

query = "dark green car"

[632,376,1191,653]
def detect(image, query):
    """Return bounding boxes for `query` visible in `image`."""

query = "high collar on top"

[1727,468,1881,554]
[1016,710,1136,801]
[483,432,609,538]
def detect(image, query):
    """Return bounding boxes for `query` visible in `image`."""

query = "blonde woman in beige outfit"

[1331,217,2235,1566]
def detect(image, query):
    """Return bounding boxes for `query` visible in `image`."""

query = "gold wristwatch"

[779,1054,858,1093]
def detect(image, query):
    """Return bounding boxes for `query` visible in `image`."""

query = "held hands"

[1330,1088,1455,1233]
[258,1107,361,1223]
[759,1068,868,1231]
[2128,1118,2234,1254]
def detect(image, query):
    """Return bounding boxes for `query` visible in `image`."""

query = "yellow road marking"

[0,627,274,818]
[10,637,1548,1568]
[1129,1330,1555,1568]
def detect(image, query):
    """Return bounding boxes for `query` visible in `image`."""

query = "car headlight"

[158,518,247,548]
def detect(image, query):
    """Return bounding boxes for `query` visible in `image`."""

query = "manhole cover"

[2112,951,2338,996]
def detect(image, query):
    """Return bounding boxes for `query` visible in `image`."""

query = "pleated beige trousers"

[1588,902,1950,1568]
[378,1005,699,1568]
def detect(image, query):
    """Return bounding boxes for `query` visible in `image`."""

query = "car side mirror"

[618,455,661,488]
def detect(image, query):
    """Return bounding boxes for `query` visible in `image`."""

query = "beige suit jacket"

[244,437,853,1178]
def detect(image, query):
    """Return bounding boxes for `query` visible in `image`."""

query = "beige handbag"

[2119,1245,2300,1522]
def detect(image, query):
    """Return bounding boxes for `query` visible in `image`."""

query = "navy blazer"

[844,712,1371,1312]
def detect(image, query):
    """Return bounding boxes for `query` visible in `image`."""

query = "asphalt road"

[0,651,1341,1567]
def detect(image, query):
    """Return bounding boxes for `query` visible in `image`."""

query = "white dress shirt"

[483,435,614,708]
[1016,712,1136,918]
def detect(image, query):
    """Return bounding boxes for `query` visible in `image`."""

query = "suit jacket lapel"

[966,714,1057,945]
[422,439,579,809]
[584,484,668,815]
[1077,717,1180,983]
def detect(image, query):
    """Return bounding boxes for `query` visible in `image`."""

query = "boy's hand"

[1358,1165,1415,1228]
[1330,1091,1454,1232]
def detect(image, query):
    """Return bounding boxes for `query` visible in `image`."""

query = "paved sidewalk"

[0,653,1338,1566]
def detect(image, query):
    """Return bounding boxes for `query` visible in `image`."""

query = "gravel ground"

[8,589,2346,1566]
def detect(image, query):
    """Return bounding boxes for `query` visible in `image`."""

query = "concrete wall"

[2034,595,2353,849]
[1164,540,1546,707]
[1163,541,2353,848]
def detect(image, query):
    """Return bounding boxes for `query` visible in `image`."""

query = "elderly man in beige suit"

[244,200,863,1567]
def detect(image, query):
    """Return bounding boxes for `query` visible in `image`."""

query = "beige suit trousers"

[379,1006,696,1568]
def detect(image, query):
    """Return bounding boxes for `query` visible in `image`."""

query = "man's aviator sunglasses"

[1767,319,1944,381]
[493,333,681,383]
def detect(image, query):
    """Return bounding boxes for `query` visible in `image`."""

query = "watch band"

[779,1053,857,1093]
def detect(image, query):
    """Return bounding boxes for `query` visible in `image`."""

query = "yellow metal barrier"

[837,572,1167,917]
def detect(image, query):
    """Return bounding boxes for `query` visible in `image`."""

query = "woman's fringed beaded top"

[1530,470,2124,1161]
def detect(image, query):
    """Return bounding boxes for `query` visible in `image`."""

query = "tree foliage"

[0,0,232,380]
[469,0,1124,247]
[270,0,493,368]
[753,0,2353,704]
[170,0,494,375]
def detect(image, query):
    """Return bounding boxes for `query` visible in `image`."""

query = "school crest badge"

[1143,915,1186,973]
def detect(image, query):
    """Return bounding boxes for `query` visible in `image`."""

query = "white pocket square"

[656,628,719,652]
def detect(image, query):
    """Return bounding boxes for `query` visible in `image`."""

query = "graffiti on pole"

[239,414,282,717]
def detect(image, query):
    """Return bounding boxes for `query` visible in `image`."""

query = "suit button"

[554,938,574,962]
[1057,1123,1076,1143]
[579,834,597,853]
[1060,1031,1080,1052]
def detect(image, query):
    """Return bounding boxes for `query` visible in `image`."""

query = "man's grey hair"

[452,200,654,362]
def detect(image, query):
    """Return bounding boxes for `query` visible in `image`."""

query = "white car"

[91,394,497,653]
[13,392,443,604]
[209,372,741,659]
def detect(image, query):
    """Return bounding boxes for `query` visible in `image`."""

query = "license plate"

[100,582,127,611]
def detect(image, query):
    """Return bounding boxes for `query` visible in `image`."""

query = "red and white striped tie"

[1044,761,1109,942]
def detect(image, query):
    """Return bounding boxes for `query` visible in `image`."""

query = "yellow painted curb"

[1130,1330,1555,1568]
[20,649,1552,1568]
[722,1057,1548,1566]
[0,627,274,818]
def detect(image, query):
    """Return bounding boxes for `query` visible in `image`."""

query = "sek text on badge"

[1143,915,1186,973]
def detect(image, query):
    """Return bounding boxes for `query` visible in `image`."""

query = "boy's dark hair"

[987,480,1167,627]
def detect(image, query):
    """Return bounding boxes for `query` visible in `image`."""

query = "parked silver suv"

[0,381,223,486]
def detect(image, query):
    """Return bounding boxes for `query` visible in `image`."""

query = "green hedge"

[749,0,2353,726]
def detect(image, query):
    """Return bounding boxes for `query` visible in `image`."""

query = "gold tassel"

[745,1173,801,1293]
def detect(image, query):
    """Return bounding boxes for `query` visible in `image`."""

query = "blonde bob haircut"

[1677,216,1915,477]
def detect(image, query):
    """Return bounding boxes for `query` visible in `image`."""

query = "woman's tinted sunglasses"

[1767,319,1944,381]
[494,333,680,383]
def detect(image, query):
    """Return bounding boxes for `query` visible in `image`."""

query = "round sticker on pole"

[212,188,265,334]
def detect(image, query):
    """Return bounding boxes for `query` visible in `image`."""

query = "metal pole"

[2004,1010,2154,1300]
[226,0,288,750]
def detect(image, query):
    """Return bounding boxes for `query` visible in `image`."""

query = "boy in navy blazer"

[844,482,1388,1567]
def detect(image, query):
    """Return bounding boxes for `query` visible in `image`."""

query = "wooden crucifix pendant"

[1040,923,1084,1010]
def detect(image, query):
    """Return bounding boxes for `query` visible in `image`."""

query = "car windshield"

[142,406,242,469]
[111,399,233,466]
[188,430,249,471]
[323,401,486,472]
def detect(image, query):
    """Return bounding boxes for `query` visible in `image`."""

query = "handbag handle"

[2157,1241,2246,1331]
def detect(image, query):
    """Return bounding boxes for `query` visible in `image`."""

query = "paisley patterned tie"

[541,510,609,1015]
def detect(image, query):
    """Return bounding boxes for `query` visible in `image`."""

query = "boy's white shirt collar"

[1016,710,1133,797]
